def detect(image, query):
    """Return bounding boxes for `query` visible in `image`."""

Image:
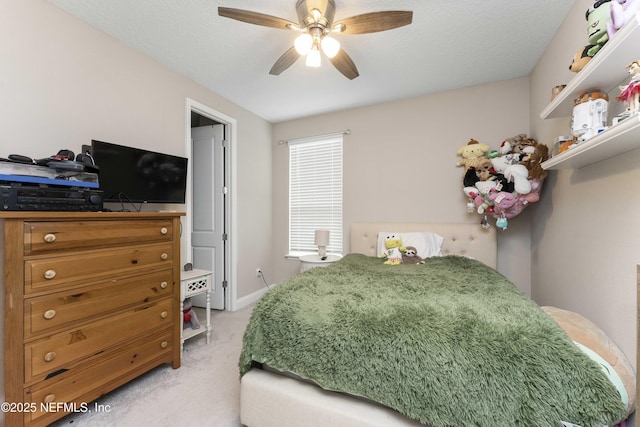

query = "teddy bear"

[511,137,538,160]
[456,139,489,171]
[401,246,425,264]
[523,143,550,180]
[474,158,494,181]
[499,133,527,155]
[183,298,201,330]
[380,233,405,265]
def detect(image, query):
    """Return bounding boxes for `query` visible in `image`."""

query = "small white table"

[180,268,212,351]
[299,254,342,273]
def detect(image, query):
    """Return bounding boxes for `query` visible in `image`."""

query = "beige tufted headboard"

[350,222,497,269]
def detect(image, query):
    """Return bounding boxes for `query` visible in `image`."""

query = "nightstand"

[180,268,212,351]
[299,254,342,273]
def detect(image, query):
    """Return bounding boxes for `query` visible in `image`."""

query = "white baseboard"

[233,284,276,311]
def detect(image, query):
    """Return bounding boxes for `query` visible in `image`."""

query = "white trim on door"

[185,97,238,311]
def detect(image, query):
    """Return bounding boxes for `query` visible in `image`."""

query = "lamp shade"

[306,47,321,67]
[294,34,313,55]
[315,229,330,247]
[321,36,340,58]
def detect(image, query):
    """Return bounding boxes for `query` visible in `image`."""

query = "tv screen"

[91,140,188,204]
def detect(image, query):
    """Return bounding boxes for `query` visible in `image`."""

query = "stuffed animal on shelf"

[607,0,640,38]
[570,0,613,72]
[183,298,201,330]
[401,246,425,264]
[456,139,489,171]
[617,60,640,115]
[380,233,405,265]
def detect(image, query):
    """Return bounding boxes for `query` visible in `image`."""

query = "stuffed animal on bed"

[380,233,405,265]
[183,298,201,330]
[401,246,425,264]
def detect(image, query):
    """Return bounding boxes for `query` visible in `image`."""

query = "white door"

[191,125,225,310]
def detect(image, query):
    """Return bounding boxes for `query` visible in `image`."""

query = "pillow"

[542,306,636,417]
[377,232,444,259]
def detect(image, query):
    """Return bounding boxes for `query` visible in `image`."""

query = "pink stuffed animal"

[607,0,640,38]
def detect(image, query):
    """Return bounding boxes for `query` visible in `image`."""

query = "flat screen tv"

[91,140,188,204]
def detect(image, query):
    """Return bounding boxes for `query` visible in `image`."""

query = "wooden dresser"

[1,212,183,427]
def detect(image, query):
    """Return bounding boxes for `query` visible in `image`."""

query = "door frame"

[184,97,237,311]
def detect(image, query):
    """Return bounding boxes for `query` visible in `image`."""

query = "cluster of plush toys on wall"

[457,135,549,230]
[570,0,640,73]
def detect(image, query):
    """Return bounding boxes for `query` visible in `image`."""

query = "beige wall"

[530,0,638,376]
[1,0,274,300]
[3,0,635,421]
[0,0,274,405]
[272,78,533,290]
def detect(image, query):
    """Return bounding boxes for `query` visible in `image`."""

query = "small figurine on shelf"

[617,60,640,116]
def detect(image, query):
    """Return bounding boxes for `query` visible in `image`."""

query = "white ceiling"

[47,0,576,123]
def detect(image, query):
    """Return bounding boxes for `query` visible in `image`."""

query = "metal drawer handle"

[44,351,57,362]
[43,394,56,404]
[160,341,168,349]
[160,311,168,319]
[43,233,57,243]
[160,227,168,235]
[160,281,168,289]
[43,310,56,320]
[44,270,57,280]
[160,253,168,260]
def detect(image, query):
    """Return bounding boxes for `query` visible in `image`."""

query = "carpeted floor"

[50,304,254,427]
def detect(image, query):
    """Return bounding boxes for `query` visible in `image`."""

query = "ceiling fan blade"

[270,47,301,76]
[334,11,413,34]
[218,7,298,30]
[329,49,359,80]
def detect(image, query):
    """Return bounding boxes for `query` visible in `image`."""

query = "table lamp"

[315,229,329,260]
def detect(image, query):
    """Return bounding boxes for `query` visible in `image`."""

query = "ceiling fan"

[218,0,413,80]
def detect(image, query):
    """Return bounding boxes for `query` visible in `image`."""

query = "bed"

[239,223,634,427]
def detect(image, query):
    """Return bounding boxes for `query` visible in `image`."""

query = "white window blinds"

[289,134,343,255]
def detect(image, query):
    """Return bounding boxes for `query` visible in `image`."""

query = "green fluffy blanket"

[239,254,625,427]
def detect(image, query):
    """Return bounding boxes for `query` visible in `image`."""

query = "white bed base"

[240,222,497,427]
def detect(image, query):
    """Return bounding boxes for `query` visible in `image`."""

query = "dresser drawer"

[24,243,174,294]
[23,219,173,255]
[25,268,174,338]
[25,298,173,382]
[24,328,173,426]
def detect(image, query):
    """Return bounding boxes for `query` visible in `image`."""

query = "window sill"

[285,252,343,260]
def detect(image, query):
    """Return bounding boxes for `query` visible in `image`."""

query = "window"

[288,133,343,256]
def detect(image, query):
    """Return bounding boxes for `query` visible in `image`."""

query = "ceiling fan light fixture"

[311,8,322,23]
[331,23,346,33]
[306,47,321,68]
[321,36,340,58]
[294,33,313,55]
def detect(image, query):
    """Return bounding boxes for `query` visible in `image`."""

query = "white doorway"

[184,98,237,311]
